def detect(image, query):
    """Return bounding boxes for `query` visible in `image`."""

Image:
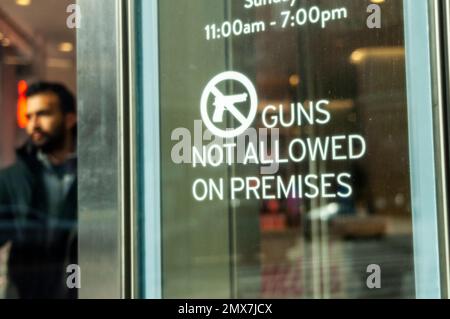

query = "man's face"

[26,93,67,152]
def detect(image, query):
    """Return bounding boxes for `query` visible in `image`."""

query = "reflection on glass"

[0,82,78,299]
[0,2,77,298]
[157,0,414,298]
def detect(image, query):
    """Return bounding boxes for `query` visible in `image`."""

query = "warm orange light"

[17,80,28,128]
[289,74,300,87]
[16,0,32,6]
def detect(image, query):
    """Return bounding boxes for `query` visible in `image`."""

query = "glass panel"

[137,0,444,298]
[0,0,77,299]
[158,2,232,298]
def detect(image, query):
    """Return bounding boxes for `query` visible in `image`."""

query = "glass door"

[135,0,448,299]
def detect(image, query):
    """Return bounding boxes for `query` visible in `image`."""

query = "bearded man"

[0,82,77,299]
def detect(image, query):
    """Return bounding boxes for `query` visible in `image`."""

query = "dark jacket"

[0,144,77,299]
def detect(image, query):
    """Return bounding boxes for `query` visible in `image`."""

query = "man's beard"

[31,125,66,154]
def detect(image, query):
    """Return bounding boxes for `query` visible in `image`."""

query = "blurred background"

[0,0,76,168]
[0,0,76,297]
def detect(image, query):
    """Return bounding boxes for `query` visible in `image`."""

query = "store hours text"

[204,6,348,41]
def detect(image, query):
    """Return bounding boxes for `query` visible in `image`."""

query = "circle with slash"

[200,71,258,138]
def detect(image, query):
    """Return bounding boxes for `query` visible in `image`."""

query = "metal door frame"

[77,0,137,299]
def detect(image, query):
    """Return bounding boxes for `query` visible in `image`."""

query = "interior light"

[16,0,31,6]
[58,42,74,53]
[289,74,300,87]
[350,47,404,64]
